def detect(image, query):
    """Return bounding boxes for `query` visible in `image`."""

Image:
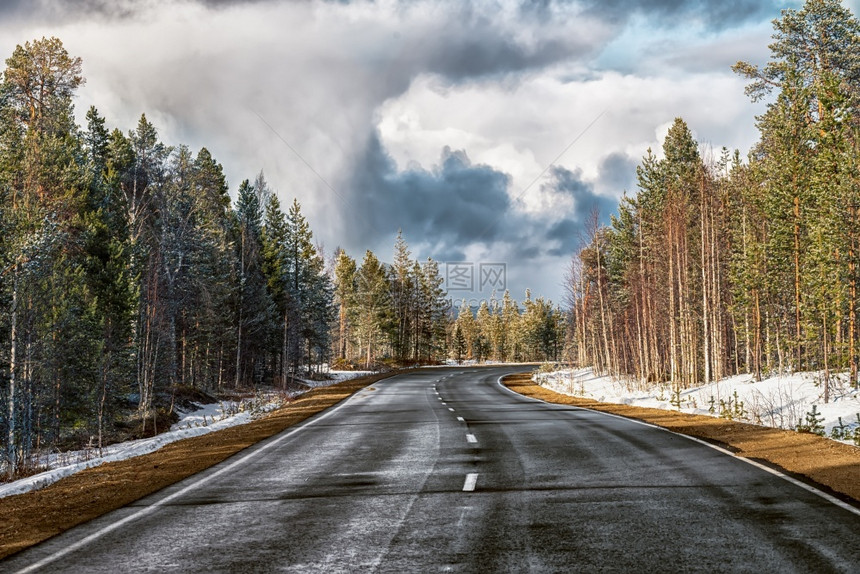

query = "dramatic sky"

[2,0,855,305]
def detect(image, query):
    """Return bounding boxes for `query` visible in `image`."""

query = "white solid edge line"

[13,377,393,574]
[466,434,477,444]
[463,473,478,492]
[496,374,860,519]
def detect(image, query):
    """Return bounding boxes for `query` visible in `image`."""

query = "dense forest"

[9,1,855,484]
[0,36,564,479]
[567,1,860,400]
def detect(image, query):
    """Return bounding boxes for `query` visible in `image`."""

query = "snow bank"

[535,368,860,444]
[0,398,275,499]
[311,370,374,387]
[0,371,375,499]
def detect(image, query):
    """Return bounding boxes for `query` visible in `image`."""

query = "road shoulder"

[0,372,395,560]
[502,373,860,506]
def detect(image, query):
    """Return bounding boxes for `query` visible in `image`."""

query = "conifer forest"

[567,1,860,397]
[0,38,566,477]
[2,0,860,480]
[5,3,860,572]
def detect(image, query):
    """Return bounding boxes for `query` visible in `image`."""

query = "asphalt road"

[4,366,860,573]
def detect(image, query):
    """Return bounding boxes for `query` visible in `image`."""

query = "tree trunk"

[235,317,242,389]
[282,313,289,389]
[668,210,679,387]
[701,174,711,385]
[794,194,802,369]
[339,301,347,359]
[595,237,613,376]
[754,289,762,382]
[7,266,19,478]
[823,312,830,404]
[851,226,857,386]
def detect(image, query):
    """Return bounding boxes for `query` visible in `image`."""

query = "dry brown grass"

[503,373,860,505]
[3,369,856,562]
[0,372,394,560]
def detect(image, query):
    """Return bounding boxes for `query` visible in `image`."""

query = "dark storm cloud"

[12,0,783,32]
[9,0,138,20]
[344,131,512,254]
[545,218,584,257]
[342,134,620,263]
[425,35,579,82]
[551,165,618,218]
[597,151,639,194]
[541,165,617,255]
[0,0,26,16]
[0,0,271,23]
[416,2,601,82]
[576,0,779,30]
[15,1,597,85]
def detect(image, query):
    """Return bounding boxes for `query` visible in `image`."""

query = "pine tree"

[1,37,88,473]
[333,249,358,362]
[355,250,392,369]
[520,296,563,361]
[80,106,134,449]
[734,0,860,387]
[126,114,171,433]
[390,230,414,362]
[475,300,493,363]
[453,323,466,365]
[500,290,520,361]
[233,179,273,388]
[184,147,235,391]
[283,198,333,375]
[262,193,291,385]
[418,258,449,362]
[455,299,478,360]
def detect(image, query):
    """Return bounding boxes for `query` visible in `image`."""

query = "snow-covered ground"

[0,370,374,499]
[307,370,374,387]
[536,368,860,444]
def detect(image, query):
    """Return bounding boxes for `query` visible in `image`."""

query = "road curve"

[3,366,859,573]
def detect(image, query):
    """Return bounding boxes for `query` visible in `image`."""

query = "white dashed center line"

[448,408,455,412]
[457,417,464,422]
[463,473,478,492]
[466,434,477,444]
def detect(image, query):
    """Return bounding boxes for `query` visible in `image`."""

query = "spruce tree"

[355,250,392,369]
[333,249,358,362]
[234,179,273,388]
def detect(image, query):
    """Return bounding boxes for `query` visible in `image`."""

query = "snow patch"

[535,368,860,444]
[0,371,375,499]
